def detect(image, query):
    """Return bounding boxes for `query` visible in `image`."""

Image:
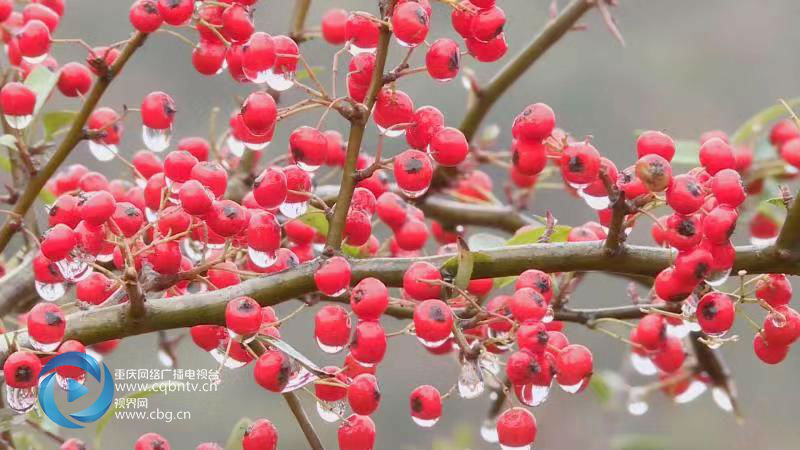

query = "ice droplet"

[247,247,278,268]
[5,385,36,413]
[630,353,658,376]
[88,141,118,162]
[316,337,346,355]
[56,257,91,282]
[158,349,175,367]
[296,160,322,173]
[244,140,269,151]
[227,136,246,157]
[627,388,648,416]
[416,334,452,349]
[457,360,485,399]
[142,126,172,153]
[750,236,777,248]
[23,54,47,64]
[500,444,531,450]
[517,382,551,407]
[667,322,691,338]
[243,67,271,84]
[398,186,429,199]
[4,114,32,130]
[35,281,66,302]
[580,191,611,210]
[30,337,60,352]
[265,69,294,91]
[316,400,345,423]
[56,373,86,391]
[209,347,247,369]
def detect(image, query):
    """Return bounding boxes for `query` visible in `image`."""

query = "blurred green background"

[28,0,800,449]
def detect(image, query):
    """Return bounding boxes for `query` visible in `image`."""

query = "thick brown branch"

[0,32,148,255]
[2,242,795,349]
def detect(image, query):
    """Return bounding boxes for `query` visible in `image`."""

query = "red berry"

[141,91,176,130]
[57,62,92,97]
[555,344,593,387]
[391,2,430,47]
[770,118,800,147]
[509,287,548,323]
[560,142,601,186]
[27,302,65,345]
[425,38,460,82]
[673,246,713,282]
[406,106,445,150]
[409,385,442,425]
[761,306,800,347]
[240,91,277,136]
[755,274,792,307]
[179,180,213,216]
[130,0,162,33]
[394,149,432,197]
[512,139,547,176]
[753,333,790,365]
[351,277,389,320]
[710,168,745,207]
[221,4,254,43]
[41,223,76,261]
[465,33,508,62]
[696,292,735,335]
[703,205,738,245]
[470,6,505,43]
[414,299,453,345]
[636,130,675,161]
[157,0,193,26]
[347,373,381,415]
[699,137,735,175]
[403,261,441,300]
[314,304,352,351]
[190,161,228,199]
[515,270,554,303]
[78,191,116,227]
[497,408,537,449]
[374,88,414,134]
[254,349,292,392]
[253,167,287,209]
[666,174,704,214]
[350,321,387,366]
[225,296,262,336]
[429,127,468,166]
[134,433,170,450]
[56,340,86,379]
[663,213,703,250]
[242,419,277,450]
[345,12,380,50]
[338,414,376,450]
[635,153,673,192]
[3,351,42,388]
[76,272,117,306]
[513,103,555,142]
[207,200,247,237]
[314,256,352,296]
[651,336,685,373]
[289,126,327,170]
[321,8,349,45]
[516,321,549,354]
[192,41,227,76]
[0,82,35,117]
[17,19,51,60]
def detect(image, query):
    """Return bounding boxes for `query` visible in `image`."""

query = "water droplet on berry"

[667,322,691,338]
[711,387,733,412]
[500,444,531,450]
[243,67,271,84]
[626,388,648,416]
[376,123,405,138]
[248,247,278,268]
[629,353,657,376]
[88,141,118,162]
[416,334,452,349]
[579,191,611,210]
[486,328,514,351]
[412,416,439,428]
[558,378,589,394]
[316,399,345,423]
[705,268,731,286]
[244,140,270,151]
[30,337,60,352]
[96,251,115,263]
[158,349,175,367]
[398,186,429,199]
[209,347,248,369]
[315,337,346,354]
[4,114,32,130]
[480,419,499,443]
[279,201,308,219]
[750,236,777,247]
[457,360,485,399]
[567,180,591,190]
[86,348,103,362]
[517,382,551,407]
[348,44,375,56]
[265,69,294,91]
[56,257,91,282]
[227,136,246,157]
[281,365,319,393]
[5,385,36,413]
[542,306,555,323]
[479,352,501,377]
[674,380,707,404]
[142,126,172,153]
[35,281,66,302]
[23,54,47,64]
[296,160,322,172]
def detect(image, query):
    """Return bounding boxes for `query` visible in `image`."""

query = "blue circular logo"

[37,352,115,429]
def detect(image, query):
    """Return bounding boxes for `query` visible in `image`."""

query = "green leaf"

[23,66,59,117]
[341,243,363,258]
[0,134,16,150]
[611,434,668,450]
[294,66,325,82]
[225,417,253,450]
[764,196,787,208]
[731,97,800,145]
[440,251,490,279]
[505,225,572,246]
[42,111,77,141]
[297,209,328,236]
[467,232,505,250]
[453,237,474,291]
[94,381,188,449]
[589,373,612,406]
[670,140,701,165]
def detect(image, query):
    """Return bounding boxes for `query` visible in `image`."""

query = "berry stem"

[289,0,313,43]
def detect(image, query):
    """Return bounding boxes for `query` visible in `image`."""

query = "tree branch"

[775,187,800,253]
[325,1,398,252]
[3,242,796,350]
[283,391,324,450]
[0,31,149,255]
[289,0,313,43]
